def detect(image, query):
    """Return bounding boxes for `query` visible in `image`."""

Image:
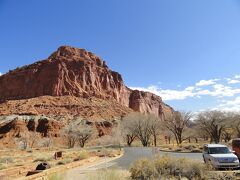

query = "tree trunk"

[153,135,157,147]
[168,137,171,144]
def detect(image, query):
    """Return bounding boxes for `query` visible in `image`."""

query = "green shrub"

[129,158,156,180]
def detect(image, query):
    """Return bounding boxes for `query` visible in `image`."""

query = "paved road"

[90,147,203,170]
[65,147,203,179]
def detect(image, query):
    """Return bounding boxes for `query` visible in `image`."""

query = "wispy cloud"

[227,79,240,84]
[213,96,240,112]
[133,86,196,100]
[235,75,240,79]
[130,75,240,101]
[195,79,218,86]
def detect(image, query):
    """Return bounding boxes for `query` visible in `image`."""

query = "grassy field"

[0,146,121,179]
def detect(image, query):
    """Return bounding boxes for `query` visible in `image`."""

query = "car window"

[208,147,230,154]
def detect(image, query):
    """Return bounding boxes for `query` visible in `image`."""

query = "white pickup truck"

[202,144,239,169]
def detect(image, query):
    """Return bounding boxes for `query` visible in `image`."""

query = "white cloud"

[195,79,217,86]
[130,85,195,101]
[228,79,240,84]
[235,75,240,79]
[0,72,2,76]
[185,86,195,91]
[130,76,240,101]
[214,97,240,112]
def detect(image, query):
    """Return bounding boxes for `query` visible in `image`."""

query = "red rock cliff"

[0,46,173,117]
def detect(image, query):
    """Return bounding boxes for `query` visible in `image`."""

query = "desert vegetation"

[0,110,240,179]
[120,111,240,150]
[87,169,129,180]
[129,155,237,180]
[121,113,163,147]
[62,121,97,149]
[0,116,124,179]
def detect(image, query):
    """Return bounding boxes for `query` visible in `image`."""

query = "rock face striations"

[0,46,173,118]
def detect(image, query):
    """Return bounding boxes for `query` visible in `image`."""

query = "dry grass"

[47,172,66,180]
[159,142,204,153]
[129,155,232,180]
[0,148,95,172]
[0,163,6,170]
[73,150,89,161]
[0,156,14,164]
[96,148,121,158]
[56,158,72,165]
[33,154,53,162]
[87,169,129,180]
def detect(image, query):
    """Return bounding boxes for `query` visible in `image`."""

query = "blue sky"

[0,0,240,112]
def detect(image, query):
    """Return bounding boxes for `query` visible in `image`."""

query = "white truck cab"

[203,144,239,169]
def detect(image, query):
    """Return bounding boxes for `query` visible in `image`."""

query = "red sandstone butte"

[0,46,173,118]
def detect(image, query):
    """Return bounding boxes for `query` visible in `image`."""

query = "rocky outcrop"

[0,116,64,139]
[0,46,173,118]
[0,96,132,120]
[129,90,173,117]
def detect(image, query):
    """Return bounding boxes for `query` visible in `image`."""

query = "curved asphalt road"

[66,147,203,178]
[110,147,203,169]
[85,147,202,170]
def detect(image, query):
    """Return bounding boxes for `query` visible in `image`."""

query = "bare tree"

[230,113,240,138]
[196,111,227,144]
[121,113,162,147]
[17,137,28,150]
[16,132,39,149]
[234,121,240,138]
[41,137,53,149]
[222,128,233,142]
[63,121,96,148]
[163,111,191,145]
[121,114,138,146]
[122,113,154,147]
[63,123,78,148]
[77,125,94,148]
[148,115,162,147]
[134,113,153,147]
[183,127,198,143]
[111,126,122,150]
[29,132,39,148]
[163,130,173,144]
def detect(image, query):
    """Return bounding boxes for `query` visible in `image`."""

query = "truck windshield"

[209,147,230,154]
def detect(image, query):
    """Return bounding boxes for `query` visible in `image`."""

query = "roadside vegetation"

[121,111,240,151]
[1,110,240,179]
[87,169,129,180]
[129,155,237,180]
